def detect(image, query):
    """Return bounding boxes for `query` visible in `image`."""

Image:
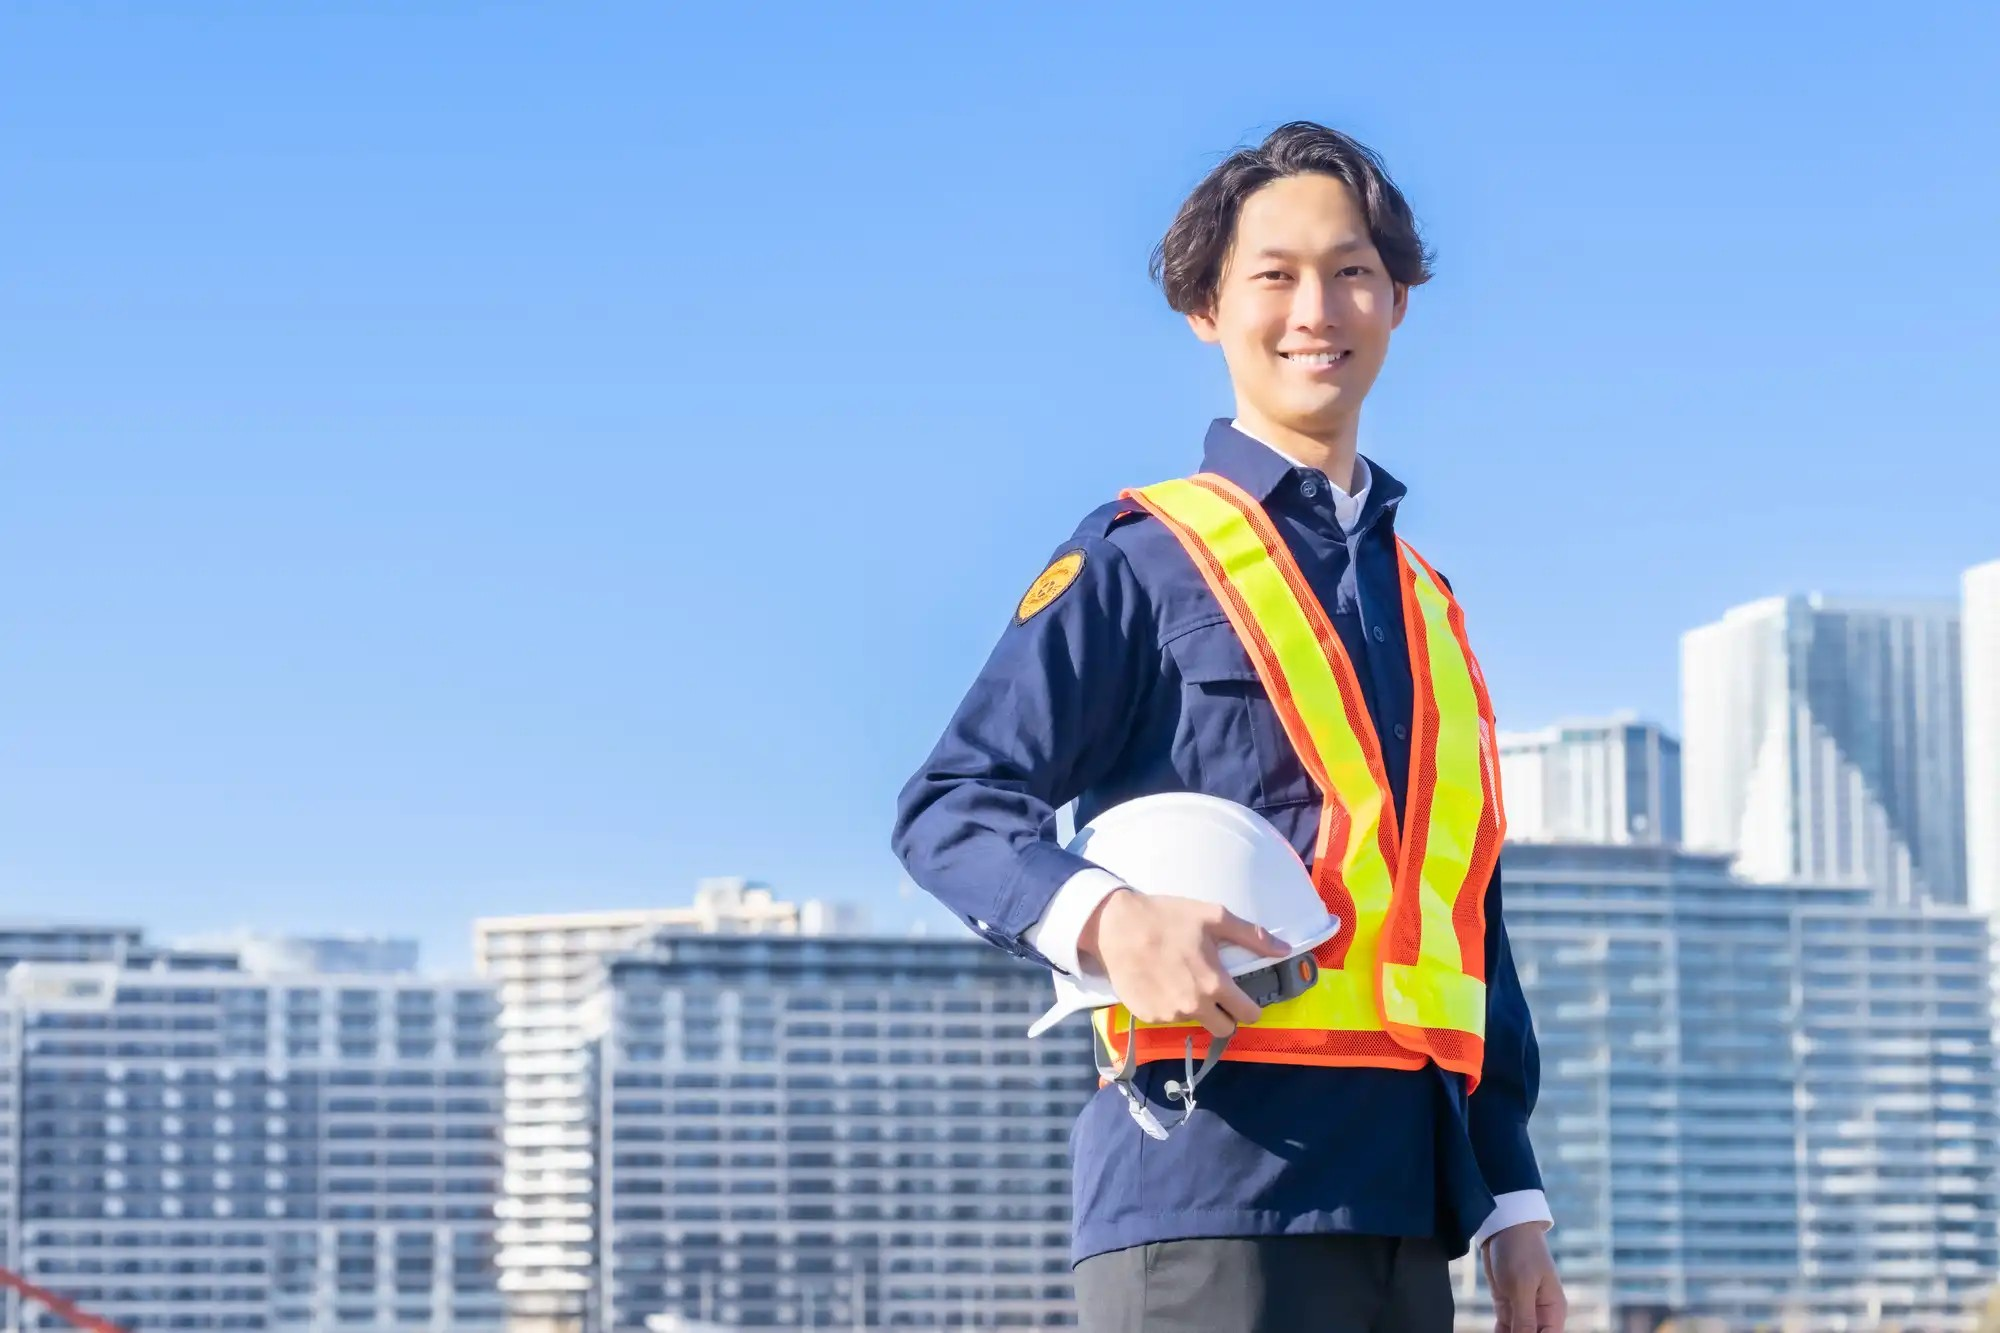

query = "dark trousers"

[1073,1235,1454,1333]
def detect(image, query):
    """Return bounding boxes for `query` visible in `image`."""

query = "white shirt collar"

[1229,418,1373,534]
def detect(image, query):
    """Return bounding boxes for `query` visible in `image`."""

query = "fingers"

[1191,958,1254,1036]
[1507,1283,1540,1333]
[1106,898,1287,1032]
[1129,975,1254,1034]
[1483,1228,1563,1333]
[1207,906,1292,957]
[1211,972,1262,1028]
[1536,1275,1567,1333]
[1191,934,1261,1034]
[1195,1003,1237,1039]
[1194,986,1258,1038]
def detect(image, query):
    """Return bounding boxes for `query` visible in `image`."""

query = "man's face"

[1188,172,1406,440]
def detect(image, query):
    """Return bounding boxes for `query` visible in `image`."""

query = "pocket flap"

[1165,620,1264,687]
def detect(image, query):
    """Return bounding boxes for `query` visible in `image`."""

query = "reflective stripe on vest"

[1095,472,1506,1091]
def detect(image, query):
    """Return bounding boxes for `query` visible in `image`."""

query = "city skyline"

[4,860,1996,1332]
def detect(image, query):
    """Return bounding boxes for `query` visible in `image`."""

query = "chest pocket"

[1162,619,1317,811]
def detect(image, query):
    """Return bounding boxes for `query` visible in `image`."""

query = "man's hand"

[1484,1223,1565,1333]
[1077,888,1290,1037]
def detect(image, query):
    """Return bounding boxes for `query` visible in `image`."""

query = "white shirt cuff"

[1023,868,1127,976]
[1471,1189,1553,1251]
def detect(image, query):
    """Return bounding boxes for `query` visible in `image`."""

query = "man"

[891,121,1566,1333]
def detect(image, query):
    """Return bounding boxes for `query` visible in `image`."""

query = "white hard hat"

[1027,792,1340,1038]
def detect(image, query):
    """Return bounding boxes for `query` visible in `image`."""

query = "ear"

[1185,308,1222,346]
[1390,282,1409,331]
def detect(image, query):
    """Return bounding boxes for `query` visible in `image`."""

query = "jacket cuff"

[1023,869,1127,977]
[1471,1189,1553,1251]
[992,839,1105,939]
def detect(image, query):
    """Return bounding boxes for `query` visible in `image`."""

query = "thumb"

[1208,908,1290,957]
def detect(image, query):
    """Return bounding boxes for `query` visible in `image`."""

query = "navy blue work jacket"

[891,419,1543,1264]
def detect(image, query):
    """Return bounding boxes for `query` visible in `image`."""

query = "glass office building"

[1449,843,2000,1333]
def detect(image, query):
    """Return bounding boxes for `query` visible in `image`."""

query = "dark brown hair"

[1150,121,1435,316]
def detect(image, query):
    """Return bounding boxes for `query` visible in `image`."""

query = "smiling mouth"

[1281,351,1350,367]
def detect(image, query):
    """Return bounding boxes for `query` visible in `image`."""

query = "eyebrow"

[1249,239,1369,262]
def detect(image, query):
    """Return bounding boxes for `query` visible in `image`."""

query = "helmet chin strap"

[1095,951,1319,1140]
[1164,1031,1230,1109]
[1103,1032,1229,1140]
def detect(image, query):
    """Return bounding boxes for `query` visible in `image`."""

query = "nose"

[1290,270,1343,334]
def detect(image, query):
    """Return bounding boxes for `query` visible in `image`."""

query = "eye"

[1339,265,1372,278]
[1253,270,1291,282]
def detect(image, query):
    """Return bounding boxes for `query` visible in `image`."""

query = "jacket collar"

[1195,418,1406,532]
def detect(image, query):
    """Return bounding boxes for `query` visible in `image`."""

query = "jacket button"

[1395,724,1409,741]
[1371,625,1386,642]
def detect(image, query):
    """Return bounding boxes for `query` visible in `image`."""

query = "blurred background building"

[1680,595,1966,908]
[1964,560,2000,918]
[596,930,1095,1331]
[0,925,503,1332]
[1499,716,1683,847]
[471,879,840,1331]
[171,931,423,978]
[1448,842,1999,1333]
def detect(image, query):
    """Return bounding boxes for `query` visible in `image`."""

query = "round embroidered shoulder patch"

[1016,550,1086,623]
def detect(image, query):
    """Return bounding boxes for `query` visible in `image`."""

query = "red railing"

[0,1269,129,1333]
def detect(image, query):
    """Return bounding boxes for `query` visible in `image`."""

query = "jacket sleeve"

[1421,571,1551,1243]
[890,532,1153,970]
[1468,862,1548,1199]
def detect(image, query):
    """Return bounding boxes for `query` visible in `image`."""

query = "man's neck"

[1230,410,1361,492]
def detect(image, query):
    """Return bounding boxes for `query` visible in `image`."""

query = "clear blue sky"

[6,2,1997,970]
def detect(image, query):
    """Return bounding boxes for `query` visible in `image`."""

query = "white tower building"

[1498,715,1682,846]
[1963,560,2000,916]
[1681,595,1965,906]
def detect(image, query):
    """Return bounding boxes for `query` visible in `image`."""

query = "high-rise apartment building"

[0,928,505,1332]
[1964,560,2000,917]
[1498,716,1683,846]
[474,879,864,1332]
[174,931,424,977]
[1449,843,2000,1332]
[596,931,1097,1331]
[1680,595,1966,906]
[0,924,137,968]
[0,1000,17,1302]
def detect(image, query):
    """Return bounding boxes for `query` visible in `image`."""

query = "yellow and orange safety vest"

[1095,471,1506,1092]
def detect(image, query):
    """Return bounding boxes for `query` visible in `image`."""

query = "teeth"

[1286,352,1345,365]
